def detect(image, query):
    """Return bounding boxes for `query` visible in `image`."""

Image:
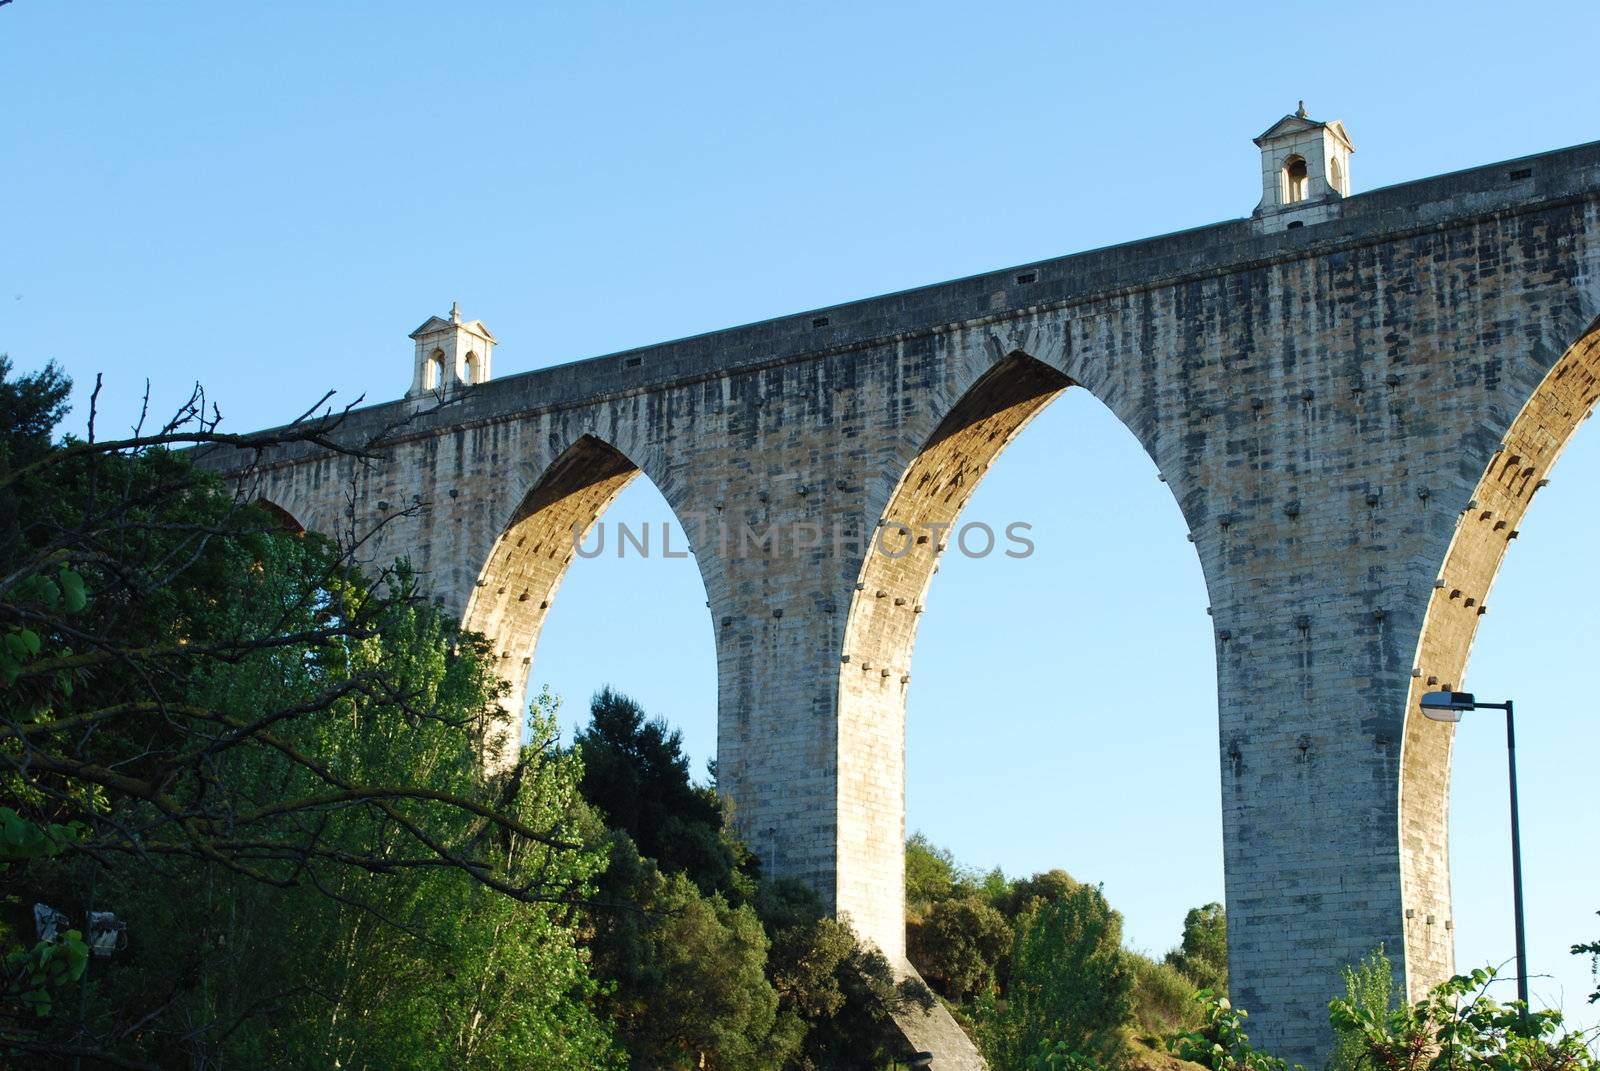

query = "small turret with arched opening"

[407,302,497,398]
[1253,102,1354,224]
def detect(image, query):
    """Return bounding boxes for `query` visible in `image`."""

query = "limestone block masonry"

[202,127,1600,1066]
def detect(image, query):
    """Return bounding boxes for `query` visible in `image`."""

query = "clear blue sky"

[3,0,1596,1028]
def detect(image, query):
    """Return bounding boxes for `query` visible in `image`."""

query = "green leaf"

[58,567,87,613]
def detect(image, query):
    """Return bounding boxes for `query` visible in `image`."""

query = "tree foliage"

[577,687,750,898]
[910,895,1011,1003]
[576,689,919,1071]
[1128,953,1203,1039]
[906,832,963,919]
[999,870,1080,920]
[982,884,1135,1070]
[0,360,561,904]
[760,881,926,1071]
[1574,913,1599,1006]
[1167,902,1228,995]
[0,359,618,1067]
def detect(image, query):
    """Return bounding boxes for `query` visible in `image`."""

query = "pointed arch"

[462,434,643,764]
[835,351,1071,961]
[1399,317,1600,995]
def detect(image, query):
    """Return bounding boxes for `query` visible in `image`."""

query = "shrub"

[1327,966,1598,1071]
[1129,953,1202,1039]
[1171,992,1290,1071]
[1326,945,1394,1071]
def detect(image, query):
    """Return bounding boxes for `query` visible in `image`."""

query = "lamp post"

[1419,690,1528,1018]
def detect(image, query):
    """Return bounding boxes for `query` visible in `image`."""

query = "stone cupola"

[407,302,497,398]
[1253,102,1354,216]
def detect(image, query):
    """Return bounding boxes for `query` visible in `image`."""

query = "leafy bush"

[1129,952,1202,1039]
[998,869,1081,920]
[1171,992,1291,1071]
[1327,946,1395,1071]
[1328,967,1598,1071]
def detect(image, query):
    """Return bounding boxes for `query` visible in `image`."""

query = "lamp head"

[1420,691,1475,722]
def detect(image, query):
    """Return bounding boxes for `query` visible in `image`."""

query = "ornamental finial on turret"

[1296,100,1308,119]
[450,301,461,324]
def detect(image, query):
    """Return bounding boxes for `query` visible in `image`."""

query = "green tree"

[1167,903,1228,994]
[758,880,927,1071]
[579,693,927,1070]
[589,836,792,1070]
[909,895,1012,1003]
[0,360,618,1067]
[906,833,962,919]
[29,582,621,1069]
[982,884,1134,1071]
[577,687,750,897]
[999,870,1080,920]
[573,690,789,1068]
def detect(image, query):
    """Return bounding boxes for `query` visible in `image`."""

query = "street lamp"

[1419,690,1529,1018]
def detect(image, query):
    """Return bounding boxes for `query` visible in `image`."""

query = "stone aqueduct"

[211,120,1600,1061]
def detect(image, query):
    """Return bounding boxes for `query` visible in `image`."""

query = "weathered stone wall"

[212,139,1600,1064]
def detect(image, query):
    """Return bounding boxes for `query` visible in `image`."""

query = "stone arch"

[462,433,651,765]
[232,468,320,536]
[1284,155,1309,202]
[1399,317,1600,997]
[250,496,306,534]
[835,350,1072,962]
